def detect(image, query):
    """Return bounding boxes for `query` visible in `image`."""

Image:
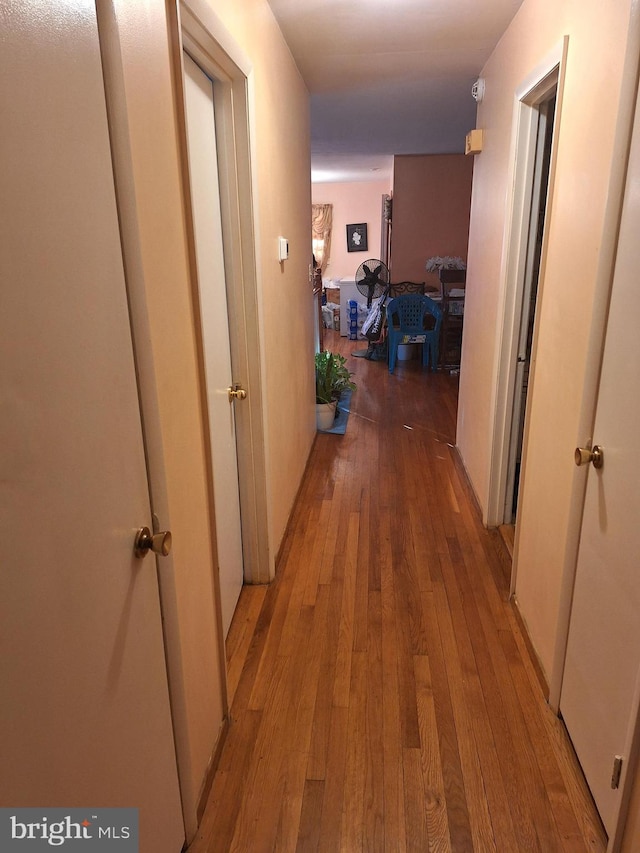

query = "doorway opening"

[178,2,274,598]
[486,42,566,566]
[503,91,556,527]
[182,52,245,637]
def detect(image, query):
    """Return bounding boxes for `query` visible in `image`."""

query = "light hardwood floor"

[188,330,606,852]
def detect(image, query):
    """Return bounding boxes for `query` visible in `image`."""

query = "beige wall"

[213,0,316,548]
[391,154,473,287]
[312,179,391,280]
[458,0,632,676]
[114,0,314,833]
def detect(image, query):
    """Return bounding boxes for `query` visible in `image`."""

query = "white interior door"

[183,53,244,637]
[0,6,183,850]
[560,82,640,837]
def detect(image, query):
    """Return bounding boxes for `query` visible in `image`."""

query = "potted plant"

[315,350,356,430]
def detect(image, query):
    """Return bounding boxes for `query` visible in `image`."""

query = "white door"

[560,82,640,836]
[0,6,183,851]
[183,53,245,637]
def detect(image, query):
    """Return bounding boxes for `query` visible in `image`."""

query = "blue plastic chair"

[386,293,442,373]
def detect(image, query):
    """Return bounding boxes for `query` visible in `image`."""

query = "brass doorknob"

[574,444,603,469]
[134,526,172,558]
[228,383,247,402]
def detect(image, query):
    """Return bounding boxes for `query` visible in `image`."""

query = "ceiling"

[266,0,524,182]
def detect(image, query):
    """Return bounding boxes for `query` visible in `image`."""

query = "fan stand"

[352,339,388,360]
[351,259,390,360]
[352,343,375,358]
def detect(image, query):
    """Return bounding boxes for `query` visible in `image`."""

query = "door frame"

[486,41,566,560]
[172,0,273,587]
[501,90,556,527]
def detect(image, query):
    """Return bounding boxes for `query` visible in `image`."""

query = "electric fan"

[355,259,390,308]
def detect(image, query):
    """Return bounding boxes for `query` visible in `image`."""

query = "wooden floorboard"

[188,330,606,853]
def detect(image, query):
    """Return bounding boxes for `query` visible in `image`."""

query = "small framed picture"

[346,223,368,252]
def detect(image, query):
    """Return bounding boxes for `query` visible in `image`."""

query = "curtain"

[311,203,333,275]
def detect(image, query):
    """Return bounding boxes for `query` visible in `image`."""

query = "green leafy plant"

[315,351,356,404]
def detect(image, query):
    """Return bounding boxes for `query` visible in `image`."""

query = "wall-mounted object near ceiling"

[471,78,485,102]
[465,129,484,156]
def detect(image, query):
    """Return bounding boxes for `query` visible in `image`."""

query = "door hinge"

[611,755,624,790]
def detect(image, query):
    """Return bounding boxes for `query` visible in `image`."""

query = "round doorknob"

[134,526,172,558]
[228,384,247,402]
[574,445,603,469]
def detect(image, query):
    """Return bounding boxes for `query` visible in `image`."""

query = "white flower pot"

[316,401,337,430]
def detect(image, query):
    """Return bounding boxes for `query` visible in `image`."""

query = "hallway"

[189,331,606,852]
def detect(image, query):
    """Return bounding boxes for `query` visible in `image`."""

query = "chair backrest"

[389,281,425,297]
[387,293,442,332]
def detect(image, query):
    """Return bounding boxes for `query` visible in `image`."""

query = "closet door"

[183,52,245,637]
[560,79,640,838]
[0,6,183,850]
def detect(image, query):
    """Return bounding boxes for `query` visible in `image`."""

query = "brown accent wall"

[390,154,473,288]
